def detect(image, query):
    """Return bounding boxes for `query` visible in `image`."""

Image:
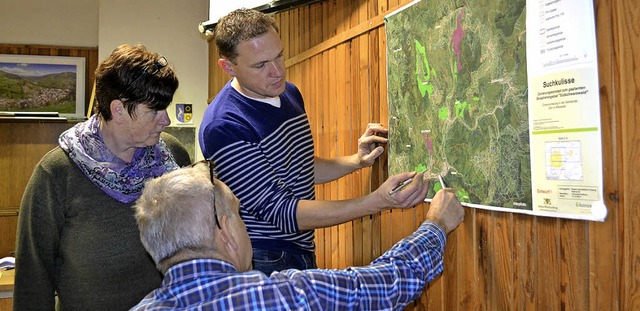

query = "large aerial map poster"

[386,0,532,211]
[386,0,607,221]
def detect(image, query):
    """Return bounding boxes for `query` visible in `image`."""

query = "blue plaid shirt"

[131,222,446,310]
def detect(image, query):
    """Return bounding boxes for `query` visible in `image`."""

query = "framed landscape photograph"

[0,54,85,118]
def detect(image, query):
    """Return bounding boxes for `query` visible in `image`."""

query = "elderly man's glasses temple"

[191,159,222,229]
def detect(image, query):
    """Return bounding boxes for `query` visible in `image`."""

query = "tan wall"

[207,0,638,309]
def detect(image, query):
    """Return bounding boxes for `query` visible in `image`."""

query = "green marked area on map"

[385,0,531,209]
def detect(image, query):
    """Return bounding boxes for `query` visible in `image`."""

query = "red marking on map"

[424,132,433,155]
[450,8,465,72]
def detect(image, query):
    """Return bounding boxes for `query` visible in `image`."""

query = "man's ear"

[218,214,239,253]
[218,58,235,76]
[110,100,125,123]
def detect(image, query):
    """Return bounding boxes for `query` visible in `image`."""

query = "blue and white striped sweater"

[199,81,316,253]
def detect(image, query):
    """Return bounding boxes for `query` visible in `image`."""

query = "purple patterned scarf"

[59,115,179,203]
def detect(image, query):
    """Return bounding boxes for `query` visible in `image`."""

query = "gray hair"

[134,165,220,272]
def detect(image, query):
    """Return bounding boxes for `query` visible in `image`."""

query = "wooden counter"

[0,269,14,309]
[0,269,15,294]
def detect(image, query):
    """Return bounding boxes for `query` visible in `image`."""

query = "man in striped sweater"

[199,8,424,274]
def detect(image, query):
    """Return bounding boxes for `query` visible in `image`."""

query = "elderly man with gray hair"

[131,161,464,310]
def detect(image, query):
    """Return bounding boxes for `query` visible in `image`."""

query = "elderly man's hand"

[426,189,464,234]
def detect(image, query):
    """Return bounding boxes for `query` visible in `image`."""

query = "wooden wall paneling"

[353,2,370,203]
[369,26,384,264]
[311,53,326,269]
[314,51,325,269]
[334,42,344,269]
[0,122,74,258]
[351,38,365,268]
[315,50,326,268]
[325,39,337,272]
[358,28,375,266]
[292,9,301,57]
[336,41,351,269]
[342,211,354,268]
[377,0,387,16]
[330,197,339,269]
[318,6,334,267]
[322,0,337,41]
[307,82,326,270]
[361,213,374,264]
[321,0,330,41]
[490,212,514,310]
[327,46,340,269]
[0,216,18,258]
[366,27,380,270]
[615,0,640,308]
[276,14,284,54]
[280,12,290,59]
[536,218,562,309]
[335,0,347,33]
[351,0,366,28]
[301,6,310,52]
[345,3,360,269]
[0,298,12,311]
[561,221,589,310]
[360,31,375,264]
[0,123,73,208]
[344,0,356,34]
[346,41,358,269]
[287,9,302,90]
[478,212,493,311]
[285,12,385,68]
[451,208,480,310]
[274,14,281,48]
[591,0,620,310]
[389,0,401,11]
[351,29,372,265]
[366,24,394,261]
[306,5,324,269]
[390,214,404,250]
[319,48,332,268]
[514,214,537,311]
[309,2,322,47]
[474,210,491,309]
[296,6,304,52]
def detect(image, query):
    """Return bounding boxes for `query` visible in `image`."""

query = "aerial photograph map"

[385,0,531,210]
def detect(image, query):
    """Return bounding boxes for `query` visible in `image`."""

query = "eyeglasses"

[191,159,222,229]
[131,56,168,84]
[144,56,168,75]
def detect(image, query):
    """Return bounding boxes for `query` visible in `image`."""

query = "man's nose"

[269,61,283,76]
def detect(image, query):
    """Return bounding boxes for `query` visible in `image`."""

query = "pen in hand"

[438,174,447,188]
[388,169,427,195]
